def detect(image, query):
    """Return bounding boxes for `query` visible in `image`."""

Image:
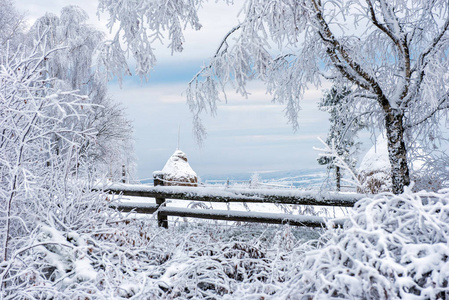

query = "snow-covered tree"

[0,0,25,53]
[318,86,364,191]
[99,0,449,194]
[29,6,135,181]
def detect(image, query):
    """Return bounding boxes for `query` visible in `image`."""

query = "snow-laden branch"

[314,137,362,189]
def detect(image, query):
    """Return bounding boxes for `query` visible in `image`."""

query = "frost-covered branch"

[97,0,206,81]
[314,137,362,189]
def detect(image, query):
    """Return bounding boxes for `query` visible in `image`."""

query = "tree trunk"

[384,109,410,194]
[335,165,341,192]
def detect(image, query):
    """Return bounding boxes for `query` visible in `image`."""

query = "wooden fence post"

[122,164,126,183]
[153,172,168,228]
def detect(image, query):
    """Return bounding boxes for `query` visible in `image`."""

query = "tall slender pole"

[177,125,180,150]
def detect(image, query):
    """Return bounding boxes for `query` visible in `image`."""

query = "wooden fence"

[102,182,365,229]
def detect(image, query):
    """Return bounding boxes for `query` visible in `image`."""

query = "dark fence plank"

[158,207,345,227]
[109,202,158,214]
[103,184,364,207]
[108,204,346,228]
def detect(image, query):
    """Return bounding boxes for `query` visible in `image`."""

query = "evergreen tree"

[318,86,364,191]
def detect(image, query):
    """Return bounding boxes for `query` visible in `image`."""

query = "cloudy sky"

[19,0,345,180]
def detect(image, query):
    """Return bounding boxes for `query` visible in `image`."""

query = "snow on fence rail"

[101,183,365,228]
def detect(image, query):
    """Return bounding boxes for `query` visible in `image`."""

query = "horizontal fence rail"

[101,183,366,228]
[104,184,364,206]
[108,202,346,227]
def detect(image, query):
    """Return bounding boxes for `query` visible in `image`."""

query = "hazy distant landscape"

[141,168,329,189]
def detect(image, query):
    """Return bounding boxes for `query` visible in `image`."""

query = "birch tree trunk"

[384,109,410,194]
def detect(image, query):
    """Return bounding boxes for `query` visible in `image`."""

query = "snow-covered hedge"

[6,216,317,299]
[284,188,449,299]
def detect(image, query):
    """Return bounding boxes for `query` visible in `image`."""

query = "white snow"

[359,134,391,173]
[158,261,190,288]
[157,149,197,184]
[73,256,97,282]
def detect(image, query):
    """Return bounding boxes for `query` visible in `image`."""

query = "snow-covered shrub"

[139,224,314,299]
[284,188,449,299]
[98,222,315,299]
[4,206,319,299]
[411,150,449,192]
[357,135,446,194]
[0,21,122,298]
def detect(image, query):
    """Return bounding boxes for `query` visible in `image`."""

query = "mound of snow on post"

[159,150,198,186]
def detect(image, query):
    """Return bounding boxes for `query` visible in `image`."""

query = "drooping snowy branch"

[97,0,208,82]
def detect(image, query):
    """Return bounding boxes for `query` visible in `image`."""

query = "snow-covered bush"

[284,188,449,299]
[90,222,314,299]
[357,134,445,193]
[0,35,103,295]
